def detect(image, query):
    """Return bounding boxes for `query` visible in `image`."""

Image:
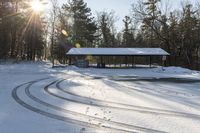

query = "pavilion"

[66,48,170,68]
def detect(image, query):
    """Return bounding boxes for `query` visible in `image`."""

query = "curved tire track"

[13,78,167,133]
[12,79,134,133]
[55,79,200,120]
[26,80,166,133]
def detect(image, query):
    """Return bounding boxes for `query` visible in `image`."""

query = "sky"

[59,0,197,31]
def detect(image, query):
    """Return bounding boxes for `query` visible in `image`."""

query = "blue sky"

[59,0,197,31]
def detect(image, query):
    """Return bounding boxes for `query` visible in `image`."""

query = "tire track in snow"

[55,79,200,120]
[12,78,166,133]
[27,80,166,133]
[12,79,133,133]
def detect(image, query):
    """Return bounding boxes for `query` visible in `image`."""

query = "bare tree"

[49,0,59,67]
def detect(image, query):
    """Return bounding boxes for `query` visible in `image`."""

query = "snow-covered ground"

[0,61,200,133]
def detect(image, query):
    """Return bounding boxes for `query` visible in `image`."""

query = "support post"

[132,56,134,68]
[125,56,128,67]
[149,56,152,68]
[120,56,122,67]
[100,56,103,68]
[114,56,116,67]
[69,56,72,65]
[129,56,130,67]
[108,56,110,67]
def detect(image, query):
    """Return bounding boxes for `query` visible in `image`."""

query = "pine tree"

[179,4,198,67]
[142,0,161,47]
[62,0,97,47]
[96,11,117,47]
[0,1,13,58]
[0,0,45,61]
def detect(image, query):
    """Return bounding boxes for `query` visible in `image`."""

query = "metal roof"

[66,48,170,56]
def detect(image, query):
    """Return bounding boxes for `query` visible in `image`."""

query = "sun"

[30,0,44,13]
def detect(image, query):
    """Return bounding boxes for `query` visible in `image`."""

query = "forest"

[0,0,200,70]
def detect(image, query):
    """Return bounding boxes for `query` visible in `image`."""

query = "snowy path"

[1,62,200,133]
[12,78,131,133]
[12,78,168,133]
[56,75,200,133]
[56,79,200,120]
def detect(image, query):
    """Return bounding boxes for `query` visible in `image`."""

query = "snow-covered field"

[0,61,200,133]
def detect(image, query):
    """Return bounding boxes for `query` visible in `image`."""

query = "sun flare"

[30,0,44,13]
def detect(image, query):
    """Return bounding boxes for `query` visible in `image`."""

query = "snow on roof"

[66,48,170,56]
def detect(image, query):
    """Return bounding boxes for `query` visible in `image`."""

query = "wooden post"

[162,56,167,68]
[162,56,167,70]
[114,56,116,67]
[125,56,128,67]
[69,56,72,65]
[108,56,110,67]
[132,56,134,67]
[100,56,103,65]
[149,56,152,68]
[128,56,130,67]
[120,56,122,67]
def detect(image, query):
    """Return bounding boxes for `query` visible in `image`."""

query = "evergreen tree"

[179,4,198,67]
[0,1,13,58]
[96,11,117,47]
[0,0,45,61]
[167,12,180,65]
[142,0,161,47]
[24,14,44,60]
[62,0,97,47]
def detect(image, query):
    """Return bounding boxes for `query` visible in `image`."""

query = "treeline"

[0,0,200,69]
[0,0,45,61]
[131,0,200,69]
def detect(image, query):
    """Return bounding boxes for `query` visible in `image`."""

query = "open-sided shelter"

[66,48,170,68]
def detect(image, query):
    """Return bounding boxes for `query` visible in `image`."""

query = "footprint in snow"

[85,107,90,114]
[80,128,85,133]
[98,123,102,126]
